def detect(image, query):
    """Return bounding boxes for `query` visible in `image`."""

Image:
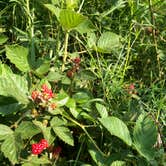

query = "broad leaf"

[133,113,157,161]
[0,96,23,115]
[97,32,121,53]
[51,117,74,146]
[0,73,29,104]
[0,124,13,140]
[15,121,41,139]
[99,116,132,146]
[1,133,23,164]
[33,121,55,144]
[0,63,12,76]
[59,9,86,30]
[75,19,95,34]
[73,91,91,104]
[96,103,108,118]
[5,45,30,72]
[0,34,8,45]
[44,4,60,19]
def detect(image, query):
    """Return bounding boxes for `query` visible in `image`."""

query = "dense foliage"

[0,0,165,165]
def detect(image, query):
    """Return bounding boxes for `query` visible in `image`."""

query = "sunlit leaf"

[97,32,121,53]
[59,9,86,30]
[96,103,108,118]
[1,133,23,164]
[0,124,13,140]
[0,73,29,104]
[51,117,74,146]
[99,116,132,146]
[5,45,30,72]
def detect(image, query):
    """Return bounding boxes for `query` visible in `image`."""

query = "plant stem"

[62,31,69,71]
[62,113,105,156]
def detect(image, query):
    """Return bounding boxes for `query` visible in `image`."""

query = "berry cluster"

[31,84,54,102]
[31,139,49,155]
[67,57,81,78]
[31,84,57,111]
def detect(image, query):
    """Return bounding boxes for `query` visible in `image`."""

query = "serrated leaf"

[5,45,30,72]
[1,133,23,164]
[59,9,86,30]
[44,4,60,19]
[99,116,132,146]
[51,117,74,146]
[0,73,29,104]
[96,103,108,118]
[97,32,121,53]
[15,121,41,139]
[0,124,13,140]
[133,113,157,161]
[33,121,55,144]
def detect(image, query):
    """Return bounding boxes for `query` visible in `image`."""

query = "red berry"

[39,139,49,149]
[31,143,43,155]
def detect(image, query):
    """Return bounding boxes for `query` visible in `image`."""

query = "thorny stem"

[62,31,69,71]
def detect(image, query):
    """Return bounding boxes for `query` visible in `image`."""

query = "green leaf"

[51,117,74,146]
[57,90,69,106]
[0,96,23,115]
[44,4,60,19]
[0,34,8,45]
[96,103,108,118]
[88,142,106,166]
[23,156,51,165]
[75,19,95,34]
[0,73,29,104]
[15,121,41,139]
[99,116,132,146]
[133,113,158,161]
[35,59,50,76]
[111,161,126,166]
[0,124,13,140]
[0,63,12,76]
[73,91,91,104]
[97,32,121,53]
[5,45,30,72]
[79,70,96,81]
[33,121,55,145]
[1,133,23,164]
[47,71,63,81]
[59,9,87,30]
